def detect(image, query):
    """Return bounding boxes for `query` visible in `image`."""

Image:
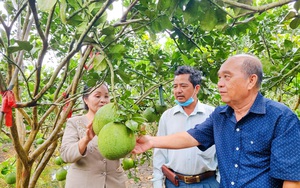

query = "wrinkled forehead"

[218,57,244,75]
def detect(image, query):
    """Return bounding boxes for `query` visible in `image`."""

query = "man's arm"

[132,132,199,154]
[283,181,300,188]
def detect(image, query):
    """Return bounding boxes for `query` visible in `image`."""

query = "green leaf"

[66,15,85,26]
[110,44,126,54]
[290,17,300,29]
[37,0,57,12]
[157,0,172,11]
[101,26,115,35]
[7,40,33,53]
[125,119,139,131]
[131,113,147,125]
[294,0,300,11]
[116,69,131,84]
[15,40,33,51]
[59,0,67,24]
[283,39,293,52]
[209,67,219,84]
[158,15,173,30]
[0,28,8,48]
[280,11,297,23]
[93,54,107,72]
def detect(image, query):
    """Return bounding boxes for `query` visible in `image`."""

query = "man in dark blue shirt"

[133,54,300,188]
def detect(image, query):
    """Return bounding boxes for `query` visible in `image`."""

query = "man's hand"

[132,135,153,154]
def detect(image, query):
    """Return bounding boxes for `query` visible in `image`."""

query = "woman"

[60,83,127,188]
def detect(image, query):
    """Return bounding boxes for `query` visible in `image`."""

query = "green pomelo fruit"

[98,122,136,160]
[122,157,135,170]
[155,104,168,114]
[5,172,16,184]
[143,107,158,122]
[93,103,118,135]
[54,156,64,166]
[56,168,67,181]
[36,138,44,145]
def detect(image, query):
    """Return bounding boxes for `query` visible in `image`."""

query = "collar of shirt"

[220,92,266,117]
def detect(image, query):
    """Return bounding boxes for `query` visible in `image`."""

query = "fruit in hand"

[5,172,16,184]
[98,122,136,160]
[122,158,135,170]
[93,103,119,135]
[56,168,67,181]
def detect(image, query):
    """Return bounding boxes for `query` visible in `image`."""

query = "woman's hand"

[85,122,95,141]
[78,122,95,155]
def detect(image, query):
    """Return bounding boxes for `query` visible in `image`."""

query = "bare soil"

[126,162,153,188]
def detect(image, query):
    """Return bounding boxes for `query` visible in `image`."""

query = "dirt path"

[126,162,153,188]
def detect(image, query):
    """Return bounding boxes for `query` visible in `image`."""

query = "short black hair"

[174,66,202,87]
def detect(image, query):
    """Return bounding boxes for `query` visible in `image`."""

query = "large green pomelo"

[93,103,118,135]
[98,122,136,160]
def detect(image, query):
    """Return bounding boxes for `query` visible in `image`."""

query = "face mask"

[174,88,196,107]
[175,97,194,107]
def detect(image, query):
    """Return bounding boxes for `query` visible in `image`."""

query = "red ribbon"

[62,92,72,118]
[1,90,16,127]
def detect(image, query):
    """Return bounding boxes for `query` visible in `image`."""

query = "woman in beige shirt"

[60,84,127,188]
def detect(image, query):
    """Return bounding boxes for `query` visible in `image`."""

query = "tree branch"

[223,0,296,12]
[120,0,139,22]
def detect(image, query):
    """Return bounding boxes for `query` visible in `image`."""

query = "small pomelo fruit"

[36,138,44,145]
[122,157,135,170]
[5,172,16,184]
[56,168,67,181]
[155,104,167,114]
[98,122,136,160]
[54,156,64,165]
[143,107,158,122]
[93,103,118,135]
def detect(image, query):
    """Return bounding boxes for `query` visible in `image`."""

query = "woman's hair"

[82,83,109,110]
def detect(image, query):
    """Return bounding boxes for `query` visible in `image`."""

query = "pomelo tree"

[0,0,299,187]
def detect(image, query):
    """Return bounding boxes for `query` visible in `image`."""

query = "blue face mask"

[174,97,194,107]
[174,88,196,107]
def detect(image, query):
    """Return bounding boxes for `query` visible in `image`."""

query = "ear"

[83,97,88,107]
[248,74,258,89]
[195,84,201,94]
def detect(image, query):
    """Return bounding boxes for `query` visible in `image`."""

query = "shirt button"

[103,172,106,176]
[231,181,235,185]
[103,159,106,163]
[236,147,239,151]
[236,128,240,132]
[234,164,238,168]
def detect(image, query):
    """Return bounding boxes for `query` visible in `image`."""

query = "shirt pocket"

[242,130,272,158]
